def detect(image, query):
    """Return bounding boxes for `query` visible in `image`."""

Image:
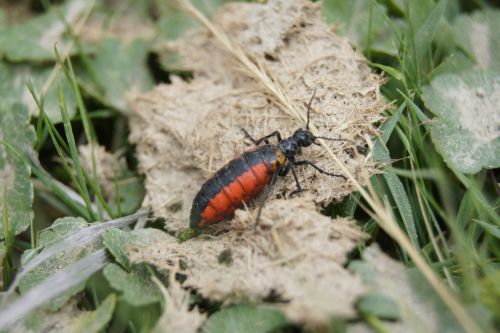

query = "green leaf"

[15,294,116,333]
[201,305,288,333]
[102,228,159,269]
[422,69,500,174]
[0,99,35,240]
[452,9,500,70]
[322,0,399,55]
[111,173,144,216]
[0,0,88,62]
[0,62,77,123]
[88,38,153,112]
[71,294,116,333]
[36,216,88,246]
[103,263,162,307]
[18,217,98,311]
[356,292,400,320]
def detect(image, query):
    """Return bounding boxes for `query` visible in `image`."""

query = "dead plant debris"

[129,0,387,229]
[127,0,386,327]
[129,197,368,325]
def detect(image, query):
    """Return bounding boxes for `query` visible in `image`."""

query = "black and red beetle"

[190,91,348,228]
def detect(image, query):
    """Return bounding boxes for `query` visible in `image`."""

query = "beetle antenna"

[313,136,355,145]
[306,88,316,130]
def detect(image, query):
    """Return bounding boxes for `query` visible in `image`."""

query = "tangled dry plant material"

[128,0,387,327]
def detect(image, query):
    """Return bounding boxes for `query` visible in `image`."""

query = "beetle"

[190,90,349,228]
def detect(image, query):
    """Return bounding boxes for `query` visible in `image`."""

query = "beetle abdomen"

[190,146,283,228]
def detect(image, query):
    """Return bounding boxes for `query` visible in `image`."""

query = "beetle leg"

[254,171,279,231]
[293,160,346,180]
[241,128,282,146]
[289,163,305,197]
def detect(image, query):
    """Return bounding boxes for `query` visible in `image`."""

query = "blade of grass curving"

[177,3,484,332]
[0,249,109,329]
[55,49,96,143]
[55,49,110,220]
[34,106,46,151]
[27,81,71,154]
[30,162,90,219]
[412,0,447,74]
[82,171,114,219]
[35,88,91,217]
[57,80,97,220]
[454,170,500,226]
[475,220,500,240]
[403,1,420,89]
[397,90,429,122]
[114,176,122,217]
[410,157,456,289]
[374,104,419,247]
[368,62,405,82]
[381,167,419,247]
[5,210,148,297]
[388,167,438,180]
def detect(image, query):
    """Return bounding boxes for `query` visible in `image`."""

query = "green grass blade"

[57,80,96,221]
[412,0,447,71]
[368,62,405,82]
[475,220,500,239]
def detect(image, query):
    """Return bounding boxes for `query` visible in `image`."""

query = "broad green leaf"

[422,69,500,174]
[103,263,161,307]
[88,38,153,112]
[0,99,35,240]
[453,9,500,70]
[36,216,88,246]
[0,62,77,123]
[14,294,115,333]
[322,0,399,55]
[0,0,88,62]
[102,228,159,269]
[201,305,288,333]
[111,173,144,216]
[356,292,400,320]
[18,217,98,311]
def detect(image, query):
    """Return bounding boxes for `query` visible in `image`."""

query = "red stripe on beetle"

[198,162,273,226]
